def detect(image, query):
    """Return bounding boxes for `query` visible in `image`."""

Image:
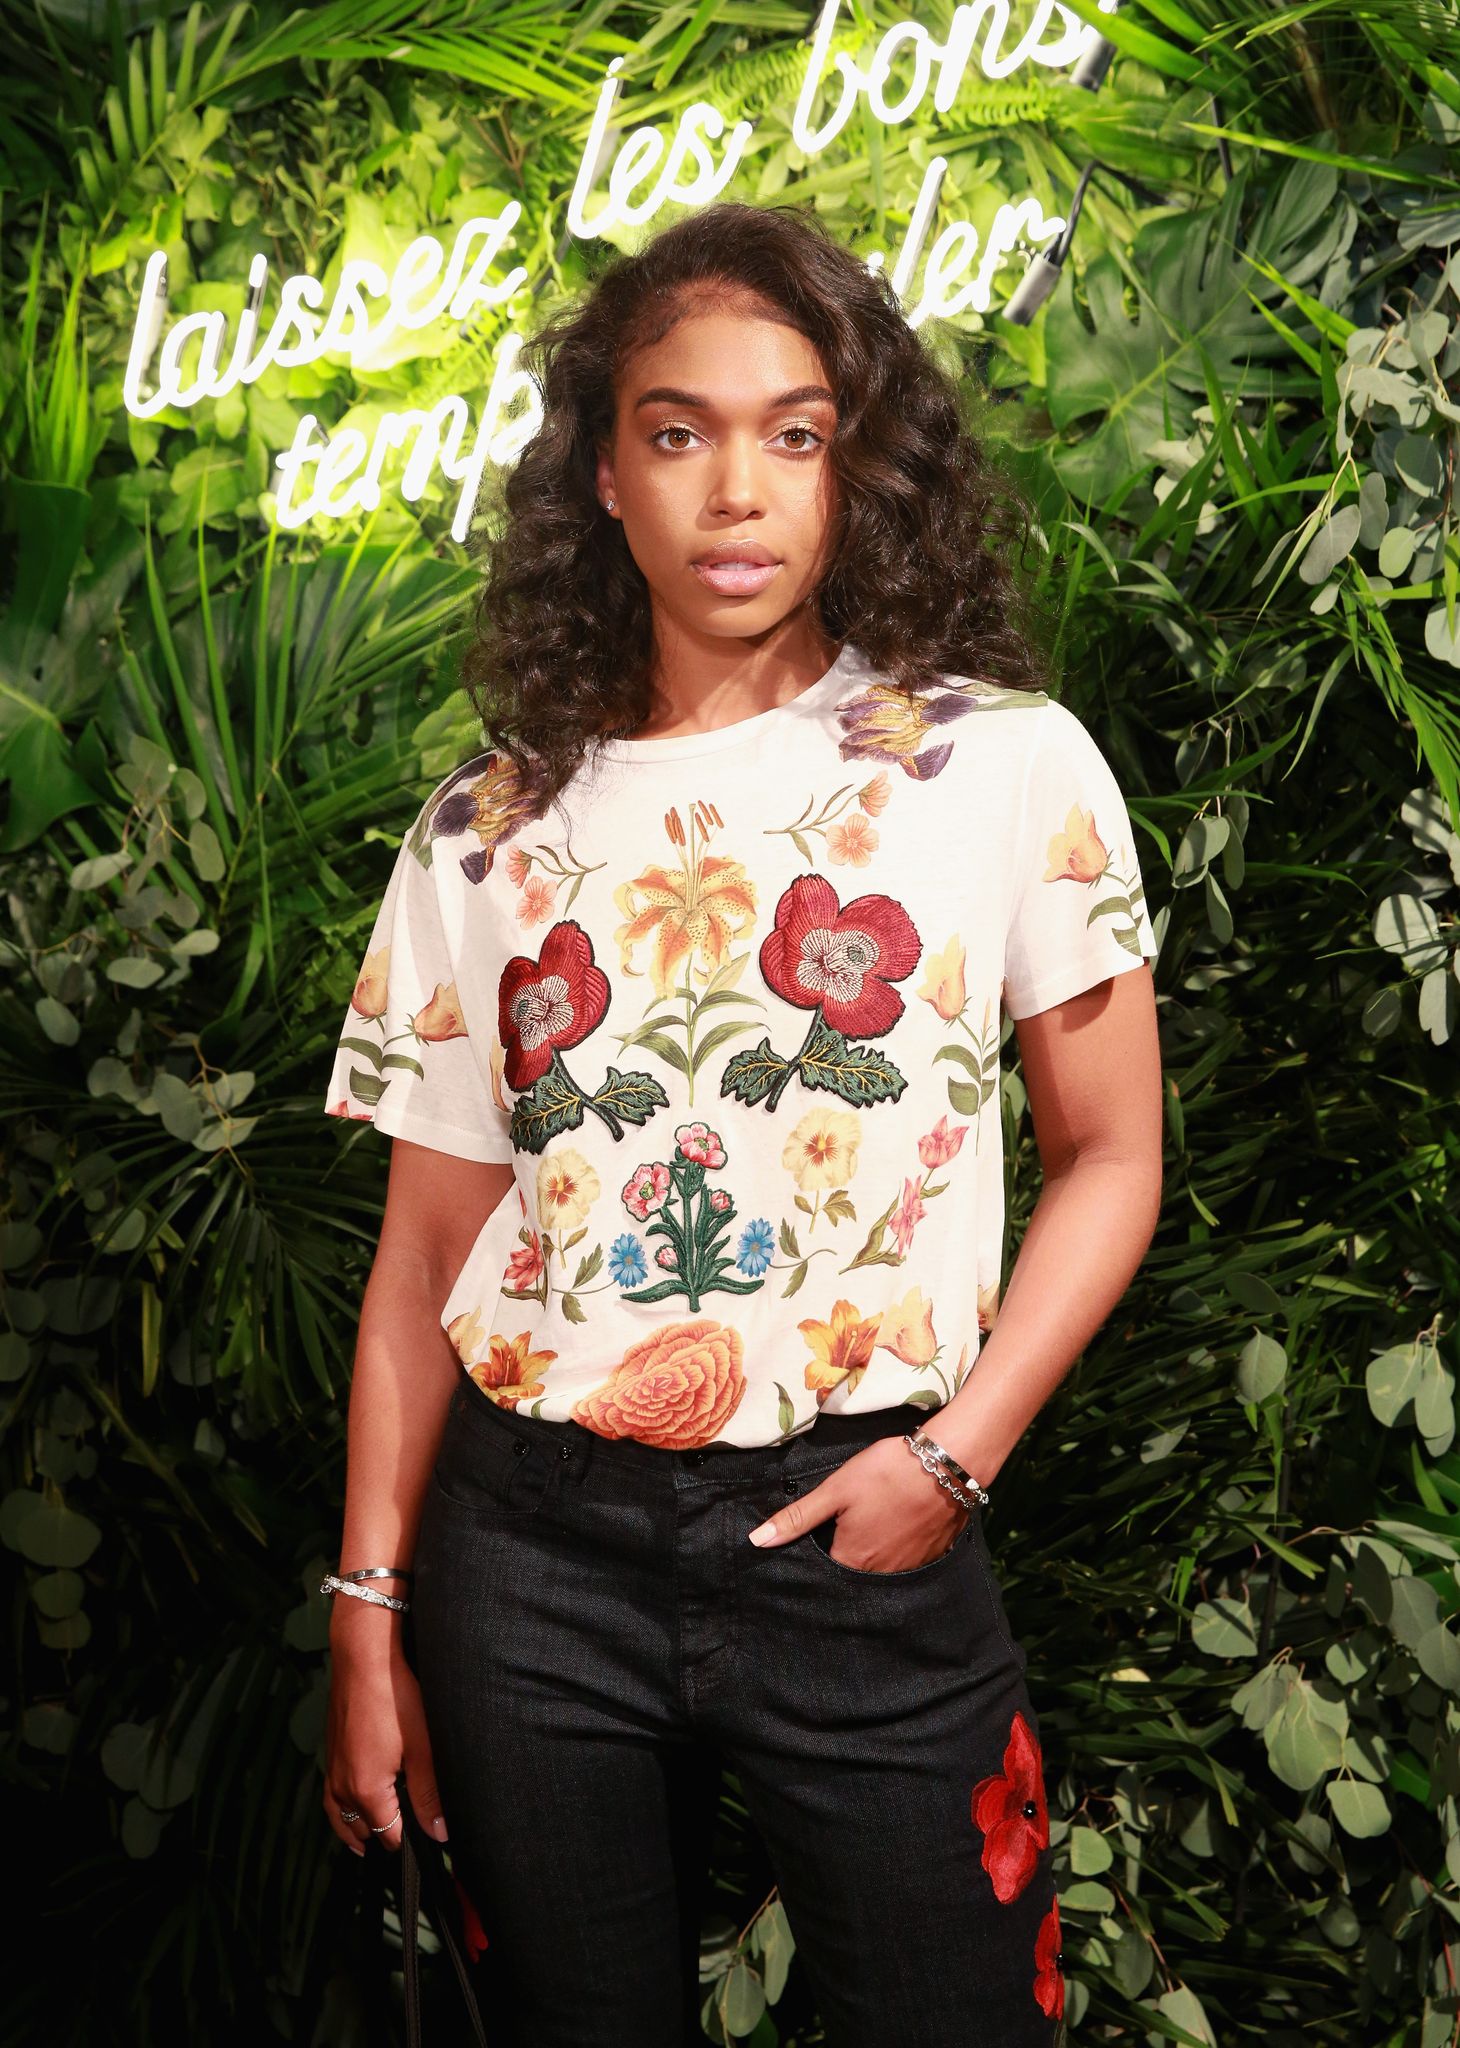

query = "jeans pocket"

[806,1509,977,1580]
[430,1384,559,1521]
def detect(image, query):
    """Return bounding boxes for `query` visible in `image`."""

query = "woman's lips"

[691,559,782,596]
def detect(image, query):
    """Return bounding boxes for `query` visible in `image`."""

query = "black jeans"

[409,1371,1061,2048]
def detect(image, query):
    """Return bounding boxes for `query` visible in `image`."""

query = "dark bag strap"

[394,1782,489,2048]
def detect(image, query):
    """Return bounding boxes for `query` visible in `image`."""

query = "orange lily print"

[798,1297,882,1406]
[445,1316,558,1409]
[612,800,764,1108]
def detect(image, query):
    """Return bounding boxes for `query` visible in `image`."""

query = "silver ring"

[369,1811,401,1834]
[339,1808,363,1823]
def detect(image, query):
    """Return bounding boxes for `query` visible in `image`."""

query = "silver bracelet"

[320,1574,411,1612]
[339,1566,414,1583]
[904,1427,990,1510]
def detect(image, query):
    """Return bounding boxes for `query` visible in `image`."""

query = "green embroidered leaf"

[799,1023,908,1107]
[592,1065,672,1128]
[721,1038,791,1106]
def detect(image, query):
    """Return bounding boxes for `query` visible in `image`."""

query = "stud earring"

[606,497,616,512]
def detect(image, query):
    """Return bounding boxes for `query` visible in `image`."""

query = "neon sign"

[122,0,1112,537]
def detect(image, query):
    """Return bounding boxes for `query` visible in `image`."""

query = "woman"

[322,199,1162,2047]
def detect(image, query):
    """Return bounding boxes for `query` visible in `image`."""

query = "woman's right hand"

[323,1607,449,1857]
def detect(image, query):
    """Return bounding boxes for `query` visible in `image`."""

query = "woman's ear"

[594,440,618,516]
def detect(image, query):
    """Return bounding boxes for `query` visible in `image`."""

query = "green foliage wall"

[2,4,1459,2044]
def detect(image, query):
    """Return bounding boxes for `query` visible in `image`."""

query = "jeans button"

[559,1442,572,1461]
[513,1440,529,1457]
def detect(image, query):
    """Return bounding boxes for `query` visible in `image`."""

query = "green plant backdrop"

[2,3,1459,2044]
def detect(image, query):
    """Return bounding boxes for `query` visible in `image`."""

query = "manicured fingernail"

[432,1817,449,1841]
[748,1521,776,1545]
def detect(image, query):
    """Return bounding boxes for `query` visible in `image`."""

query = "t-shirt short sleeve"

[323,799,514,1163]
[1002,699,1159,1021]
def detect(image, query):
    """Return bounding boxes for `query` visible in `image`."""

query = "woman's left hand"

[747,1434,969,1573]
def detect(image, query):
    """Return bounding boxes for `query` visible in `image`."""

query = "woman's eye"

[648,423,824,454]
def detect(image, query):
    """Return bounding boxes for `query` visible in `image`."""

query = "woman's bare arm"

[934,963,1164,1485]
[323,1139,515,1853]
[333,1139,515,1644]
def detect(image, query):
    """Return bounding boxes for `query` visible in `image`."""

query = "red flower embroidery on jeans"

[970,1709,1049,1903]
[451,1872,489,1962]
[1033,1897,1063,2018]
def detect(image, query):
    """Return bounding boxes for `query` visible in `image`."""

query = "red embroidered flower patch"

[451,1871,489,1963]
[969,1709,1049,1903]
[1033,1897,1064,2019]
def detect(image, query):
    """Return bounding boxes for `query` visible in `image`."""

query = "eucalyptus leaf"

[1299,504,1362,584]
[1325,1778,1391,1838]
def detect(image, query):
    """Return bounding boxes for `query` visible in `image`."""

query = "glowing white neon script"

[270,334,542,544]
[122,208,529,420]
[568,56,755,237]
[793,0,1115,155]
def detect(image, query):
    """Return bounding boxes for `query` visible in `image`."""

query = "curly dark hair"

[459,198,1053,820]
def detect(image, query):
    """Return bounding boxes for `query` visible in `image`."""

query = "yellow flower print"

[875,1287,939,1367]
[858,769,891,817]
[413,981,469,1042]
[824,812,879,866]
[470,1331,558,1408]
[613,834,757,1002]
[446,1305,491,1365]
[917,935,967,1022]
[782,1107,863,1192]
[536,1147,600,1233]
[1044,803,1111,885]
[798,1298,882,1406]
[350,944,390,1019]
[488,1036,511,1116]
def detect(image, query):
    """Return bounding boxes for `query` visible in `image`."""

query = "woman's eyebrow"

[632,384,836,412]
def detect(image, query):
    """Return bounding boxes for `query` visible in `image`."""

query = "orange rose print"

[572,1319,747,1449]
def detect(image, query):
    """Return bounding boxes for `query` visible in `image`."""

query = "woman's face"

[596,305,839,645]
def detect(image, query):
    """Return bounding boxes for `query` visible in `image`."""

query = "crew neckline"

[592,642,863,762]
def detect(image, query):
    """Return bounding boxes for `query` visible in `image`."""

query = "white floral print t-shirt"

[324,641,1158,1450]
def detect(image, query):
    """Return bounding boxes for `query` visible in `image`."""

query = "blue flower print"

[736,1218,775,1277]
[609,1234,649,1288]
